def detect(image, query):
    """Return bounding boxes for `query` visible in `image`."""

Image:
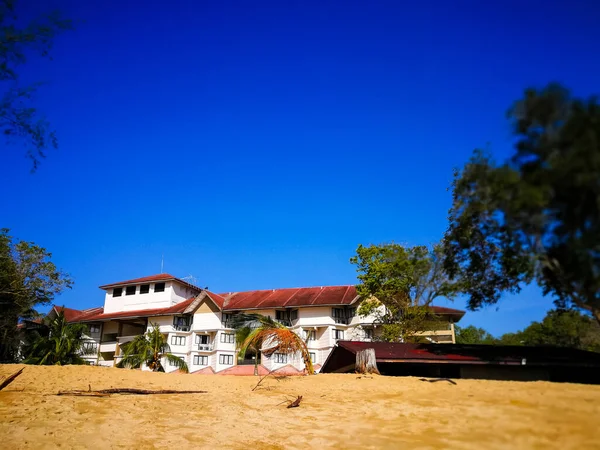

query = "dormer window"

[140,284,150,294]
[154,282,165,293]
[125,286,136,296]
[113,288,122,297]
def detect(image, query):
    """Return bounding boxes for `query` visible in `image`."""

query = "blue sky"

[2,0,599,336]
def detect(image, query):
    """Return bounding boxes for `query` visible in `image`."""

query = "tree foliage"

[233,313,314,374]
[497,309,600,352]
[0,228,72,361]
[351,243,457,342]
[117,324,188,373]
[443,84,600,323]
[454,325,496,345]
[23,310,90,365]
[0,0,72,170]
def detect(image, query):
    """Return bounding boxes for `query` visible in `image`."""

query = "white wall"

[295,307,336,326]
[103,281,193,313]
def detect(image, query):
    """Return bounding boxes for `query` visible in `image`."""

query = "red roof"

[68,298,196,322]
[61,283,465,323]
[221,285,358,310]
[99,273,201,291]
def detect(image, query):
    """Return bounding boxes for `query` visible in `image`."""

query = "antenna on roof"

[181,274,199,286]
[161,254,164,274]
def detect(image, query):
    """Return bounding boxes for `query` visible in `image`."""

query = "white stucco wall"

[103,281,193,313]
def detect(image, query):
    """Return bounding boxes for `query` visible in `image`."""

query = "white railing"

[197,343,214,351]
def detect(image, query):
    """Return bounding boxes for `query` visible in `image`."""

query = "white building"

[55,274,465,373]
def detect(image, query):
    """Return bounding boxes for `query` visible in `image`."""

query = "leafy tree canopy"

[497,309,600,352]
[443,83,600,323]
[0,0,72,170]
[351,243,457,342]
[0,228,72,361]
[455,325,496,345]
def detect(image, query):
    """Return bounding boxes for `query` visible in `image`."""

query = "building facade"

[55,274,465,373]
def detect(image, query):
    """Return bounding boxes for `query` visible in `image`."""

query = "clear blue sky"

[2,0,599,336]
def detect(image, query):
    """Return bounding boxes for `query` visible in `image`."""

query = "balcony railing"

[174,325,191,332]
[333,317,349,325]
[275,319,292,327]
[197,343,214,351]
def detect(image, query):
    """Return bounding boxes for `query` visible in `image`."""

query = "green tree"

[350,243,457,342]
[498,309,600,352]
[117,323,189,373]
[454,325,496,345]
[0,0,72,170]
[23,310,90,365]
[443,84,600,323]
[233,313,314,375]
[0,228,72,361]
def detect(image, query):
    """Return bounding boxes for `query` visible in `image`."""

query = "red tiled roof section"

[205,291,225,308]
[98,274,202,291]
[219,285,464,317]
[222,285,360,310]
[70,298,195,322]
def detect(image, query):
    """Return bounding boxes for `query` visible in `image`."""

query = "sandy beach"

[1,364,599,449]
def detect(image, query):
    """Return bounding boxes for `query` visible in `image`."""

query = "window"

[309,352,316,363]
[170,335,186,346]
[125,285,136,296]
[220,333,235,344]
[219,354,233,365]
[195,335,210,344]
[82,342,97,353]
[333,329,344,340]
[173,315,191,331]
[290,309,298,321]
[140,284,150,294]
[89,325,100,334]
[274,353,287,364]
[364,328,374,340]
[304,330,316,341]
[168,357,181,367]
[154,282,165,292]
[193,355,208,366]
[113,287,122,297]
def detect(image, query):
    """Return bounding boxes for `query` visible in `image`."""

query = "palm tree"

[235,325,261,375]
[117,323,188,373]
[23,310,91,365]
[233,313,314,375]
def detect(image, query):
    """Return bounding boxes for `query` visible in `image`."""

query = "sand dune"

[1,364,599,449]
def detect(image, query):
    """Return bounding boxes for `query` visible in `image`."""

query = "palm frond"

[163,353,189,373]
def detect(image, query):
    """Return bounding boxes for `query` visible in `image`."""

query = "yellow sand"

[1,364,599,449]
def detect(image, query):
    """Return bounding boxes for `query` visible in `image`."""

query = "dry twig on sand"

[418,378,457,385]
[57,388,207,397]
[287,395,303,408]
[0,368,24,392]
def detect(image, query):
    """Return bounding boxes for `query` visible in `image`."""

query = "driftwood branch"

[57,388,207,396]
[0,368,24,391]
[287,395,303,408]
[418,378,457,385]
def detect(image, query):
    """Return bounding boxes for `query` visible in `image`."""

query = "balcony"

[174,325,191,332]
[333,317,349,325]
[197,343,214,352]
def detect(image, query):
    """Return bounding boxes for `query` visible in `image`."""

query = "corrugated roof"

[68,298,195,322]
[98,273,202,291]
[61,283,465,323]
[332,341,600,366]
